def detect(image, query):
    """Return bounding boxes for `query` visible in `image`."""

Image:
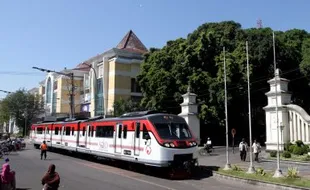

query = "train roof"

[31,111,184,126]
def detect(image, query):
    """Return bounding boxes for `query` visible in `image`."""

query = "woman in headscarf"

[41,164,60,190]
[1,158,16,190]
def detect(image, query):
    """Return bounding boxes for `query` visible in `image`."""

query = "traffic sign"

[231,128,236,137]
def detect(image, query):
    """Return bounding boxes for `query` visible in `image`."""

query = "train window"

[135,122,140,138]
[88,126,91,137]
[91,126,94,137]
[142,124,150,140]
[71,127,74,136]
[123,125,127,139]
[118,125,122,138]
[37,127,43,134]
[82,127,85,136]
[65,127,71,136]
[46,126,49,134]
[55,127,59,135]
[95,126,114,138]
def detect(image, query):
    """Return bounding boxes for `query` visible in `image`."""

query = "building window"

[96,78,104,116]
[131,78,141,93]
[46,77,52,103]
[84,75,90,89]
[52,92,57,113]
[53,81,58,90]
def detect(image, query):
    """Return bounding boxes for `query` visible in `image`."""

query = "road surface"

[4,145,272,190]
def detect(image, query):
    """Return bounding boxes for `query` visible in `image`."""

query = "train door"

[60,126,65,145]
[85,125,90,148]
[134,122,141,156]
[44,126,47,141]
[114,123,122,154]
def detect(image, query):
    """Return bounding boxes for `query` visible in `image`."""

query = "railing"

[285,104,310,144]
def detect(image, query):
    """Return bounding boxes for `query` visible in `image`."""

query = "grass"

[217,168,310,189]
[269,154,310,162]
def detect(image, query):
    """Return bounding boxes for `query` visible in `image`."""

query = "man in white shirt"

[252,139,261,162]
[239,138,248,161]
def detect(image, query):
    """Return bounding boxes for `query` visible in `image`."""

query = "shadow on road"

[16,188,31,190]
[44,148,219,181]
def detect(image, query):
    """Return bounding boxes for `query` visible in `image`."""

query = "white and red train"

[30,111,199,173]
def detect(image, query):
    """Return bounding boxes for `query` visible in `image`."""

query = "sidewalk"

[198,146,310,178]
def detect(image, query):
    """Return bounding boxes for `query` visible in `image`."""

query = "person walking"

[40,141,48,160]
[239,138,248,161]
[1,158,16,190]
[41,164,60,190]
[252,139,261,162]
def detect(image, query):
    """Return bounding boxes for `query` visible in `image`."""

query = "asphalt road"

[198,146,310,176]
[3,145,272,190]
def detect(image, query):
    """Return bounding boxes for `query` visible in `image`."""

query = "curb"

[262,158,310,166]
[213,171,310,190]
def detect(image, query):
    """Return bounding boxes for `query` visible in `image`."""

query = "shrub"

[270,151,277,157]
[282,151,291,158]
[232,165,243,171]
[255,167,266,176]
[301,145,309,154]
[284,142,293,151]
[288,144,295,153]
[295,140,304,147]
[301,155,310,161]
[293,146,303,155]
[287,166,299,178]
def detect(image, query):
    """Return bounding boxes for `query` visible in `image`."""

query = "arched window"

[46,77,52,103]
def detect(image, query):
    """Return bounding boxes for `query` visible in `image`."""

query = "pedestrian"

[252,139,261,162]
[239,138,248,161]
[41,164,60,190]
[40,141,48,160]
[1,158,16,190]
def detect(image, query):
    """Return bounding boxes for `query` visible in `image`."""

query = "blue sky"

[0,0,309,98]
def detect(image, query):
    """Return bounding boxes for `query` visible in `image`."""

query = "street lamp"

[272,31,283,178]
[246,41,255,174]
[223,47,231,170]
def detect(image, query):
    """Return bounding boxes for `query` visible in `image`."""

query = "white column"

[289,111,293,141]
[301,120,305,142]
[294,113,297,141]
[297,115,301,140]
[307,124,310,143]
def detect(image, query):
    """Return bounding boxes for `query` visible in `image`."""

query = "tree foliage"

[0,89,44,135]
[137,21,310,144]
[113,98,144,117]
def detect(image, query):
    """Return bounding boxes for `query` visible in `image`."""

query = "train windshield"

[149,115,192,140]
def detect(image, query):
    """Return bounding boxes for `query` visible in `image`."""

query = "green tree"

[137,21,310,144]
[0,89,44,136]
[113,98,144,117]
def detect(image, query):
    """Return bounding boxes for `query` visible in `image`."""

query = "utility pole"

[223,47,231,170]
[32,67,75,119]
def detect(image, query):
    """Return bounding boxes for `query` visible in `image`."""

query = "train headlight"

[192,142,197,146]
[169,143,175,147]
[189,142,193,146]
[164,143,170,147]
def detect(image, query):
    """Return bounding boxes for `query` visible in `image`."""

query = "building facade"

[37,30,147,118]
[78,30,147,117]
[38,67,90,118]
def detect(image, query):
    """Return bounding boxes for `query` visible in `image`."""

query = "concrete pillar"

[263,69,292,151]
[178,84,200,144]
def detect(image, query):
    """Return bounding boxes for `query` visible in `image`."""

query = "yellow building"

[80,30,147,117]
[37,30,147,118]
[38,67,89,118]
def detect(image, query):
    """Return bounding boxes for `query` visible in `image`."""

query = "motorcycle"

[198,143,213,156]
